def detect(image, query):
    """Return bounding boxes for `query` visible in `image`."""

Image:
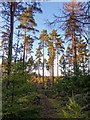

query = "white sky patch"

[36,58,61,76]
[54,58,61,76]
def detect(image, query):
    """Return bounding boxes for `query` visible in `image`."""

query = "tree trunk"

[38,63,40,79]
[42,40,44,88]
[72,32,77,75]
[82,57,85,75]
[23,29,26,65]
[7,3,15,87]
[52,47,54,86]
[52,60,54,86]
[57,51,59,76]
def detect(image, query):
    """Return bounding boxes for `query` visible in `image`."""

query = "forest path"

[38,89,59,118]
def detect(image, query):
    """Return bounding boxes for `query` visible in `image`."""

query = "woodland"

[0,1,90,119]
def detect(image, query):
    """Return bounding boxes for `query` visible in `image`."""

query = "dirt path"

[39,90,58,118]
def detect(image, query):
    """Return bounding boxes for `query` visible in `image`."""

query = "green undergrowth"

[62,96,84,118]
[51,75,90,118]
[2,78,41,119]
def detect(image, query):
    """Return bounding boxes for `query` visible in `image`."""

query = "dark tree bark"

[7,3,16,86]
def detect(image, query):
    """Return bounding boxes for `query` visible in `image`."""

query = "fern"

[62,96,83,118]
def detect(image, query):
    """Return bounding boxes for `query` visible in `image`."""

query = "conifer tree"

[39,29,49,88]
[1,2,26,86]
[59,54,66,76]
[64,0,84,75]
[18,4,40,64]
[35,44,42,79]
[65,45,73,75]
[47,40,55,85]
[77,37,88,74]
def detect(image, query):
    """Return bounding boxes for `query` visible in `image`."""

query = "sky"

[0,2,66,76]
[33,2,63,52]
[33,2,64,56]
[1,1,89,75]
[0,2,64,76]
[33,2,64,76]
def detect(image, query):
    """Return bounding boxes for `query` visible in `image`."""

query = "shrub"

[62,96,83,118]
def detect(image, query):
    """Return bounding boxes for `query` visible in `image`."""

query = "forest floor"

[38,89,59,118]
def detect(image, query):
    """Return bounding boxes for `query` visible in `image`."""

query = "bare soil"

[39,90,58,118]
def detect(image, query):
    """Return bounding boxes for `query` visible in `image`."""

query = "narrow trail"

[39,89,58,118]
